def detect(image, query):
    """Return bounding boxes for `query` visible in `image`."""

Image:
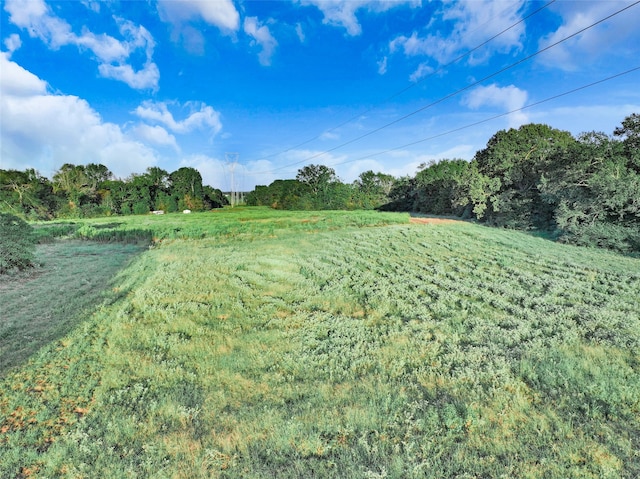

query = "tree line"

[2,114,637,253]
[0,164,228,219]
[245,165,395,211]
[248,113,639,253]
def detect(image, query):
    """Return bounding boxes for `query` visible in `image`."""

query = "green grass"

[0,241,146,374]
[39,207,409,244]
[1,209,639,478]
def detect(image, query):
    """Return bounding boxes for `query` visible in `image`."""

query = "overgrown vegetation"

[384,114,640,254]
[0,165,227,220]
[1,210,638,478]
[0,213,37,273]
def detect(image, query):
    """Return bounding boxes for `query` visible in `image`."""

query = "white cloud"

[0,51,47,96]
[300,0,420,36]
[0,53,157,178]
[4,0,159,90]
[377,56,388,75]
[390,0,525,67]
[463,83,529,128]
[528,104,640,139]
[81,1,101,14]
[295,23,306,42]
[537,1,640,71]
[133,100,223,136]
[409,62,433,82]
[320,131,340,141]
[179,154,227,189]
[3,33,22,54]
[99,62,159,90]
[132,124,180,152]
[157,0,239,53]
[243,17,278,66]
[157,0,240,32]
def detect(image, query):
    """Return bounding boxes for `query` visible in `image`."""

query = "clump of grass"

[31,222,80,243]
[75,224,154,245]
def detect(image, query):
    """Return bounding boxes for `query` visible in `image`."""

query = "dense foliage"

[0,164,227,220]
[385,113,640,253]
[0,213,37,273]
[1,211,639,477]
[246,168,395,210]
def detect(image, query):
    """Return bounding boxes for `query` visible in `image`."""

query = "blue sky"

[1,0,639,191]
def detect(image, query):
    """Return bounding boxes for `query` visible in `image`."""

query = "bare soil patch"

[409,217,462,225]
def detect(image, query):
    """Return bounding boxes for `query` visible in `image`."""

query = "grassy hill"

[1,209,639,478]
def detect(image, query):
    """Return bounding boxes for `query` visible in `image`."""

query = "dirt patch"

[409,217,462,225]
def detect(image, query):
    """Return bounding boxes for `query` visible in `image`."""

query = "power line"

[326,66,640,168]
[252,0,639,176]
[246,0,556,165]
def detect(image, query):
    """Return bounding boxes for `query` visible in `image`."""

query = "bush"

[133,201,150,215]
[0,213,37,273]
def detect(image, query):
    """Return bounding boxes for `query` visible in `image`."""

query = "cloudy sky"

[1,0,639,191]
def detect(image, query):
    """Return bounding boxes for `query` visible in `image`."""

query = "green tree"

[100,179,128,215]
[296,164,340,209]
[203,185,228,209]
[144,167,170,210]
[84,163,113,191]
[0,169,56,219]
[247,180,306,209]
[122,174,153,215]
[613,112,640,171]
[379,176,418,211]
[414,159,469,215]
[52,163,90,216]
[469,123,575,228]
[354,170,395,209]
[540,127,640,252]
[170,167,204,211]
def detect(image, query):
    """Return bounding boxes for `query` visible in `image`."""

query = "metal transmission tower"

[225,152,239,207]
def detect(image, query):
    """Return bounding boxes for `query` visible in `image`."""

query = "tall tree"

[143,167,170,210]
[296,165,337,195]
[354,170,395,209]
[84,163,113,191]
[0,169,55,219]
[169,167,204,211]
[541,126,640,252]
[469,123,575,228]
[296,164,339,209]
[414,159,469,216]
[613,112,640,171]
[52,164,91,215]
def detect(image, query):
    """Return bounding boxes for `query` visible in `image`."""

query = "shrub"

[133,201,150,215]
[0,213,37,273]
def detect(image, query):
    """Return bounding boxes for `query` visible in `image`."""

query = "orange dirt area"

[409,217,462,225]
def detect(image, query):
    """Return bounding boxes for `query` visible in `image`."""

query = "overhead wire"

[324,66,640,169]
[246,0,556,164]
[251,0,639,176]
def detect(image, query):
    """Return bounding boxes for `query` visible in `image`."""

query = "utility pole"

[225,152,239,207]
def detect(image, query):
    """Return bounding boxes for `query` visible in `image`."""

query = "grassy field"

[1,208,639,478]
[0,241,146,373]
